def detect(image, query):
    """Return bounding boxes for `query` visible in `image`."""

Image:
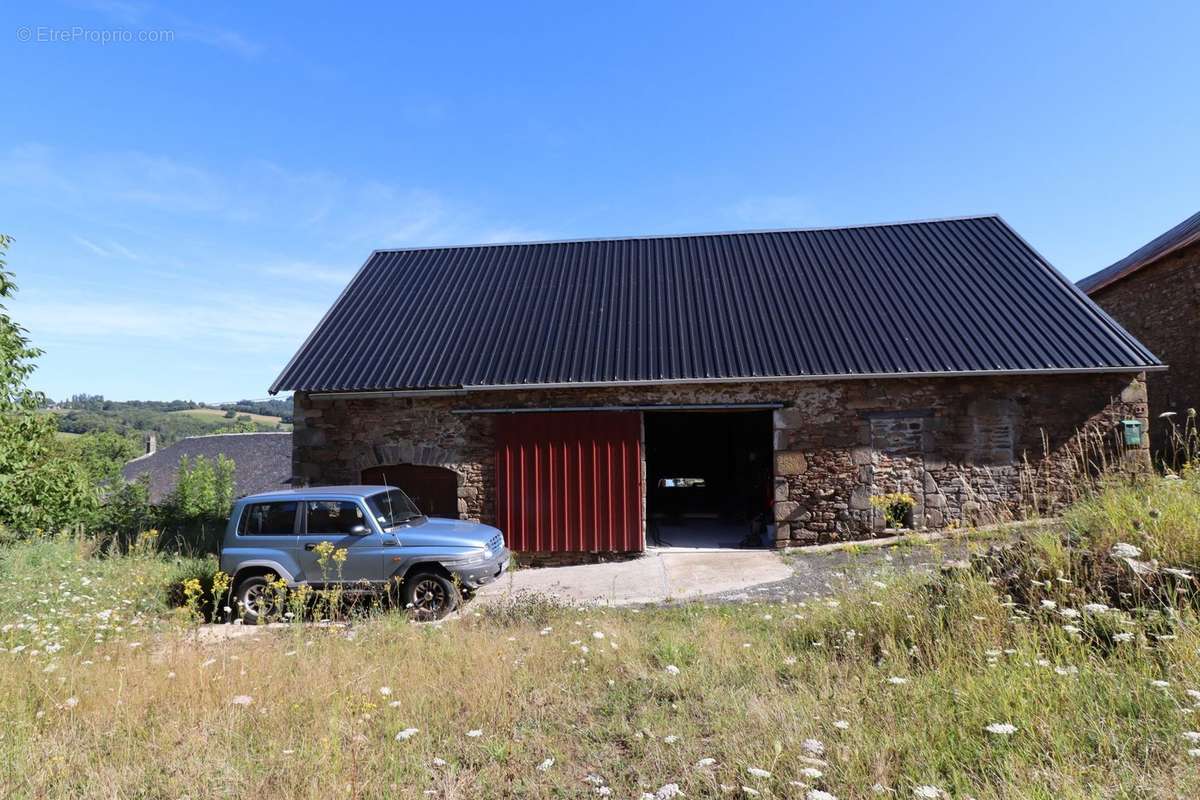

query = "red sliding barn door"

[494,412,643,553]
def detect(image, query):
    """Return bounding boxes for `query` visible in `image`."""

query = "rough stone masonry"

[291,371,1148,552]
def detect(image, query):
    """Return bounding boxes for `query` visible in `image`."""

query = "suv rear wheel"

[400,571,460,620]
[235,575,282,624]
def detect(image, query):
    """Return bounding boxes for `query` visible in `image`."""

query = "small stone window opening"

[657,477,707,488]
[870,492,916,530]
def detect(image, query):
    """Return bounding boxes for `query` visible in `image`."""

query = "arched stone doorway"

[362,464,459,518]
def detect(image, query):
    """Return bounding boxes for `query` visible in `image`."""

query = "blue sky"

[2,1,1198,401]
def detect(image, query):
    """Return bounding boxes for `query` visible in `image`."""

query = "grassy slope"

[172,407,291,427]
[2,539,1198,799]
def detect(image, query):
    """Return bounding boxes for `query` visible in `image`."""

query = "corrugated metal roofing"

[1078,210,1200,294]
[271,215,1160,393]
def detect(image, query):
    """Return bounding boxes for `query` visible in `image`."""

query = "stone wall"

[292,371,1148,549]
[1088,239,1200,459]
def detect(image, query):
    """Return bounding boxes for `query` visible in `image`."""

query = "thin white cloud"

[261,262,356,285]
[731,194,818,228]
[72,236,111,257]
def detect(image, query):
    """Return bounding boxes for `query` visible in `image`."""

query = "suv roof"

[237,485,395,503]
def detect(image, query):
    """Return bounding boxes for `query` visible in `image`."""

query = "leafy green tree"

[0,236,96,533]
[62,430,142,485]
[159,454,235,553]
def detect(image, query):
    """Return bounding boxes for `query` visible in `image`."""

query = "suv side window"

[305,501,367,535]
[238,502,299,536]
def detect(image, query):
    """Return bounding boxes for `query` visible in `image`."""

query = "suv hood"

[392,517,500,549]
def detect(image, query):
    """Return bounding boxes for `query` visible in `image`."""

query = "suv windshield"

[366,489,423,528]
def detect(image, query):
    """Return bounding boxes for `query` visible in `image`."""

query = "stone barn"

[1079,210,1200,460]
[271,216,1159,560]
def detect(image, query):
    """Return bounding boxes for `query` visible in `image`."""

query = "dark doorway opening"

[643,410,774,549]
[361,464,459,518]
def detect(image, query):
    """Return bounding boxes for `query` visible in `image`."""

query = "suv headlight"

[457,548,493,566]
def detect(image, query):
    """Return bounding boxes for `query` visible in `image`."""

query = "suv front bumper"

[448,547,511,590]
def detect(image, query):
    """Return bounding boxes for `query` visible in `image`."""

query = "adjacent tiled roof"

[122,433,293,503]
[1078,210,1200,294]
[271,215,1160,393]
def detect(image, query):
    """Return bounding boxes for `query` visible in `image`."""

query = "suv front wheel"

[400,571,460,620]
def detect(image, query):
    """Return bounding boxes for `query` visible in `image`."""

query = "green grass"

[1,534,1198,799]
[171,407,291,428]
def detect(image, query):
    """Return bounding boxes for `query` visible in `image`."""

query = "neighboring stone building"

[123,432,293,503]
[1079,210,1200,460]
[271,216,1159,558]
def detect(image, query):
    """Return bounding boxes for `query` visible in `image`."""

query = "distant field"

[172,408,290,427]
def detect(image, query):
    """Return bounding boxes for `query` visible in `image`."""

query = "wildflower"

[1054,665,1078,676]
[984,722,1017,735]
[1040,600,1057,609]
[595,787,613,797]
[664,664,681,675]
[395,728,419,741]
[379,686,392,696]
[1112,632,1135,643]
[807,792,837,800]
[664,734,679,744]
[584,774,606,786]
[1110,542,1142,558]
[1083,603,1109,614]
[1183,731,1200,743]
[872,785,888,795]
[913,787,942,799]
[230,695,253,706]
[539,627,552,635]
[742,788,760,796]
[746,767,771,778]
[654,784,684,799]
[466,729,483,737]
[63,697,79,709]
[1059,608,1080,619]
[537,758,554,772]
[802,738,825,756]
[1150,680,1170,689]
[887,676,909,685]
[432,757,447,766]
[799,767,824,778]
[1062,624,1082,636]
[833,719,850,730]
[592,631,605,639]
[695,757,717,768]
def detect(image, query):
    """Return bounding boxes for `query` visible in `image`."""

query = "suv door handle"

[303,543,318,551]
[381,537,399,546]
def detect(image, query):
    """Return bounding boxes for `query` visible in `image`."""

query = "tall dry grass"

[2,536,1198,799]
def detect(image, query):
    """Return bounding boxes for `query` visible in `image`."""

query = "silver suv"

[218,485,509,621]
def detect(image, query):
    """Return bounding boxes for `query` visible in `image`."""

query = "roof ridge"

[369,214,1003,254]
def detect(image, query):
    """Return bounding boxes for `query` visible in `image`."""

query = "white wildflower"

[592,631,605,639]
[872,785,888,795]
[466,729,483,738]
[395,728,419,741]
[801,738,825,756]
[389,700,401,708]
[1112,632,1135,643]
[887,676,909,685]
[1083,603,1109,614]
[984,722,1017,735]
[742,788,760,797]
[537,758,554,772]
[595,787,613,797]
[230,695,253,706]
[1150,679,1170,689]
[664,664,681,675]
[833,719,850,730]
[1111,542,1142,558]
[746,767,771,778]
[63,697,79,709]
[379,686,392,696]
[432,757,447,766]
[695,757,717,768]
[807,792,837,800]
[1188,748,1200,758]
[1182,731,1200,743]
[663,734,679,744]
[654,784,684,799]
[1040,599,1057,609]
[913,787,942,799]
[799,766,824,778]
[1059,608,1080,619]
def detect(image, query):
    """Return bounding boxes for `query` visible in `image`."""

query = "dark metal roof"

[122,433,293,503]
[271,215,1160,393]
[1078,210,1200,294]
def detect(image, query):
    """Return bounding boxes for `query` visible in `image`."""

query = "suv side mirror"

[350,524,371,535]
